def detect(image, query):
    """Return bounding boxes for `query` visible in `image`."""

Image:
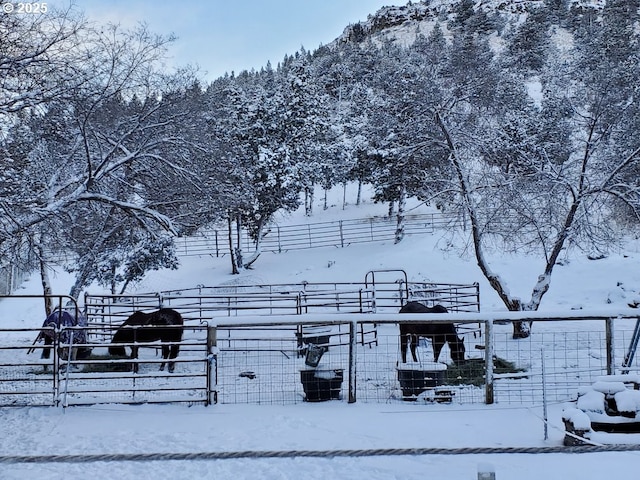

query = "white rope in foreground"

[2,445,640,464]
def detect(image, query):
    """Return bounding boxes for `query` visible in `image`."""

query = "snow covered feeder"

[300,368,343,402]
[397,363,447,401]
[573,375,640,433]
[562,407,592,446]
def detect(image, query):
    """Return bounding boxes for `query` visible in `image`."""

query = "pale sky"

[48,0,408,81]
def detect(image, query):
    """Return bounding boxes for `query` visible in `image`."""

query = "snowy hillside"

[2,185,640,480]
[12,184,640,313]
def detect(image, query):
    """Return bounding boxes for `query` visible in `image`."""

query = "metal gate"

[0,324,212,407]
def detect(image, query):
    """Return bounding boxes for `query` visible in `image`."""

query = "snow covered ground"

[2,187,640,479]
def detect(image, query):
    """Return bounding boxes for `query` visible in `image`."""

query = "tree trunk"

[110,265,117,295]
[434,110,532,337]
[234,213,243,272]
[228,214,238,275]
[242,217,266,269]
[304,189,310,216]
[69,272,89,300]
[394,186,406,244]
[305,185,314,216]
[38,256,53,317]
[356,179,362,206]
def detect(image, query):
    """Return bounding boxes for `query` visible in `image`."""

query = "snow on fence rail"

[174,212,459,257]
[83,276,480,347]
[84,276,480,321]
[0,323,211,407]
[2,307,639,408]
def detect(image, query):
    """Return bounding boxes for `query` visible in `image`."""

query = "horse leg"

[167,344,180,373]
[410,334,419,362]
[432,336,445,363]
[41,335,52,359]
[159,345,170,371]
[400,334,409,363]
[131,346,139,373]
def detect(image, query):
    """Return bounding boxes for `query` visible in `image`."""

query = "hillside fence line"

[2,211,457,295]
[175,212,460,257]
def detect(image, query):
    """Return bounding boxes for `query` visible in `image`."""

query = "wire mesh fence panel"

[214,324,350,405]
[488,318,640,405]
[355,324,402,402]
[491,325,608,404]
[3,309,640,407]
[215,342,302,405]
[59,325,210,407]
[355,323,486,404]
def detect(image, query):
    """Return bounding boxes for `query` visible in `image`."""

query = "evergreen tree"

[504,7,552,74]
[281,51,335,217]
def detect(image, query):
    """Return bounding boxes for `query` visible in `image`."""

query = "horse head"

[399,302,466,364]
[108,345,127,357]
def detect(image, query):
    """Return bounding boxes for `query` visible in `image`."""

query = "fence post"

[207,326,218,405]
[348,320,357,403]
[277,226,282,253]
[478,463,496,480]
[8,264,14,294]
[339,220,344,248]
[605,317,615,375]
[484,320,494,404]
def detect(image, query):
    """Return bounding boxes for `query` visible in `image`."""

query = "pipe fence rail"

[0,323,211,407]
[84,275,480,322]
[174,212,460,257]
[83,273,479,351]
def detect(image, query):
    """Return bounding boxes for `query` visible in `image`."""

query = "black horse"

[108,308,183,373]
[399,301,465,364]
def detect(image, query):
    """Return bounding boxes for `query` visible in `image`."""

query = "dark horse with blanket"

[108,308,183,373]
[399,301,465,364]
[30,309,92,361]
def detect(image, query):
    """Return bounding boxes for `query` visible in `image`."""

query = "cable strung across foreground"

[2,444,640,464]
